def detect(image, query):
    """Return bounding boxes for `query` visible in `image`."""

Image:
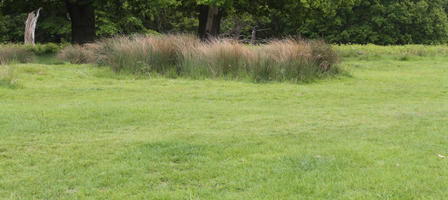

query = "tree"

[1,0,96,44]
[65,0,95,44]
[24,8,41,45]
[0,0,107,44]
[189,0,231,39]
[1,0,448,44]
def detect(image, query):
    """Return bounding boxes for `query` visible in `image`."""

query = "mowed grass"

[0,54,448,199]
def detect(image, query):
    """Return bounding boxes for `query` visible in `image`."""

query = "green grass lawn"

[1,55,448,199]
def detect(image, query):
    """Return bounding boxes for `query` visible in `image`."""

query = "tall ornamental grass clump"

[58,35,340,82]
[0,45,35,65]
[94,35,197,74]
[57,44,97,64]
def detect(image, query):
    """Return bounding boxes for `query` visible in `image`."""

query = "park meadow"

[1,39,448,199]
[2,0,448,199]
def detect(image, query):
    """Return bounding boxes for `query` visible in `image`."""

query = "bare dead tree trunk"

[24,8,41,46]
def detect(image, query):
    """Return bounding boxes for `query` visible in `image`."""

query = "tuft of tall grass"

[185,39,252,78]
[0,65,20,89]
[58,35,340,82]
[57,45,97,64]
[0,45,35,65]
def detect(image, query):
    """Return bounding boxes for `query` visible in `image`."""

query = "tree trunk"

[66,1,95,44]
[24,8,41,46]
[198,5,222,40]
[232,16,243,41]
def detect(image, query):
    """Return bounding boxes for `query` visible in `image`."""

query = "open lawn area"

[1,54,448,199]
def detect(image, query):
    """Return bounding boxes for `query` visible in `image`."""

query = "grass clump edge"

[58,34,341,83]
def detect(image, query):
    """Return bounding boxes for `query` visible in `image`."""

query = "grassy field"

[1,52,448,199]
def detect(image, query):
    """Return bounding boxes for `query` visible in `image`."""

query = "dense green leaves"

[1,0,448,44]
[300,0,448,44]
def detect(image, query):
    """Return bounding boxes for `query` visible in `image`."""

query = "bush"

[28,43,62,55]
[0,45,35,65]
[58,34,340,82]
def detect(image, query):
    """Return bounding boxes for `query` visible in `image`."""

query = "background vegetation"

[1,48,447,199]
[1,0,448,45]
[56,35,339,82]
[2,1,448,199]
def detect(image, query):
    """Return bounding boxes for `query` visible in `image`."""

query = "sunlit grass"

[334,44,448,58]
[0,65,20,89]
[0,54,447,199]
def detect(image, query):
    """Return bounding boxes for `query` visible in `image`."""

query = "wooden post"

[24,8,41,46]
[251,28,256,44]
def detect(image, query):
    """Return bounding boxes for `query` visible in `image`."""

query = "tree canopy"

[1,0,448,44]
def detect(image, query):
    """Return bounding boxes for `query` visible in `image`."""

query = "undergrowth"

[58,35,340,83]
[0,45,35,65]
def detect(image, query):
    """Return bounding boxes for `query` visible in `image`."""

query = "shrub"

[0,65,20,89]
[0,45,35,65]
[28,43,62,55]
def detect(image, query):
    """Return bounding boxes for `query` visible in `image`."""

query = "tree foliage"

[0,0,448,44]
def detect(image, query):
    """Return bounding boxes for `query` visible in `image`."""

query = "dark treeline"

[1,0,448,45]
